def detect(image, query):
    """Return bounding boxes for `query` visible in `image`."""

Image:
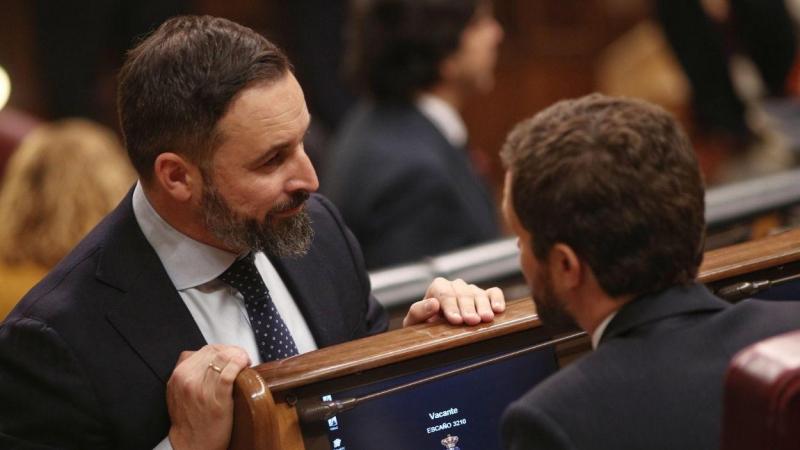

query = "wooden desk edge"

[252,227,800,393]
[699,228,800,282]
[254,299,540,392]
[230,368,277,450]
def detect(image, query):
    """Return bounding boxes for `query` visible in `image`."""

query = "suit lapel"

[602,283,729,345]
[271,248,345,348]
[98,193,206,383]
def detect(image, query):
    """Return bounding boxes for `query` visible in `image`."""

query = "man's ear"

[438,52,462,84]
[548,243,583,290]
[153,152,200,203]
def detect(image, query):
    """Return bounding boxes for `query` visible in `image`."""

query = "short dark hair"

[502,94,705,298]
[117,15,290,182]
[346,0,478,102]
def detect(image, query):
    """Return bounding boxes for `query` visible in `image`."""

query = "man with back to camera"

[0,16,506,450]
[498,94,800,449]
[322,0,504,269]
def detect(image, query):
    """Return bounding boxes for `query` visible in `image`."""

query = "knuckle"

[178,379,194,397]
[234,353,250,366]
[220,372,238,385]
[442,303,459,313]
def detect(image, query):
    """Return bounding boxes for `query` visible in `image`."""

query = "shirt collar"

[601,283,728,344]
[132,181,237,290]
[591,311,618,349]
[415,93,468,148]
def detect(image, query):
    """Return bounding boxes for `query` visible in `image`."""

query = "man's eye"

[264,152,284,166]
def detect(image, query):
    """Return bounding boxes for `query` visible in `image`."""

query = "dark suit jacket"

[321,101,499,269]
[0,191,387,450]
[501,284,800,450]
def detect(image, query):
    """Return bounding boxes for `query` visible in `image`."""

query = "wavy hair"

[0,119,135,267]
[502,94,705,298]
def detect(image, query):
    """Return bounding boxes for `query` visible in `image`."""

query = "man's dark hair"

[345,0,479,103]
[117,15,290,182]
[501,94,706,298]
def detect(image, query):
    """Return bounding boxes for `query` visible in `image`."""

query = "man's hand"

[403,277,505,327]
[166,344,251,450]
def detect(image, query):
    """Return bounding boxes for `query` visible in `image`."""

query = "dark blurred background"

[1,0,799,188]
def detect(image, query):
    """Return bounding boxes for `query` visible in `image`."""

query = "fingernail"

[425,300,434,312]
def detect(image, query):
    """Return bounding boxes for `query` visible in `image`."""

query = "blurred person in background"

[322,0,504,269]
[654,0,798,157]
[0,119,135,318]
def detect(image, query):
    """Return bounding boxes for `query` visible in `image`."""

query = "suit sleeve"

[314,194,388,336]
[363,163,486,268]
[0,317,110,449]
[501,401,576,450]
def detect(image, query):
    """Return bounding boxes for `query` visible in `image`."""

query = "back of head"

[0,119,135,267]
[117,15,290,182]
[346,0,478,102]
[502,94,705,298]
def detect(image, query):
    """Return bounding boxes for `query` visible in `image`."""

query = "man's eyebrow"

[250,114,312,166]
[258,144,285,161]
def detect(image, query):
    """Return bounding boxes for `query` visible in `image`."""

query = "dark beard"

[201,181,313,257]
[532,269,578,331]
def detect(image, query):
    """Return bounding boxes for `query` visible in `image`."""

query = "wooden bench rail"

[699,228,800,283]
[230,369,278,450]
[231,227,800,450]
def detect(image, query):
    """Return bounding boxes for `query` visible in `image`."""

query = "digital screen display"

[317,345,558,450]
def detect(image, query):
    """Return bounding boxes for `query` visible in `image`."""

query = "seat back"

[721,330,800,450]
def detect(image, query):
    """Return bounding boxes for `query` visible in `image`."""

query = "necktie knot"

[219,254,268,299]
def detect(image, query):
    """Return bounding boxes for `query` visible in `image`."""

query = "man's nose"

[490,16,504,44]
[287,145,319,193]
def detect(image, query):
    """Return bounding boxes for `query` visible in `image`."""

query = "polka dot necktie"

[219,253,298,362]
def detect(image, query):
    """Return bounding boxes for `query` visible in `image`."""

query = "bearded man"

[499,94,800,450]
[0,16,505,450]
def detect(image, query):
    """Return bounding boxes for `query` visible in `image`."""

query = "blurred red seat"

[721,330,800,450]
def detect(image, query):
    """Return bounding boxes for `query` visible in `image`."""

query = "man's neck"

[424,84,464,111]
[571,291,634,339]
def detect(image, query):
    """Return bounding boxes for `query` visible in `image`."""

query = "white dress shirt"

[131,183,317,450]
[415,93,468,148]
[591,311,618,349]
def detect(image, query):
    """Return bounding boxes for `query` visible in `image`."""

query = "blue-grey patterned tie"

[219,253,299,362]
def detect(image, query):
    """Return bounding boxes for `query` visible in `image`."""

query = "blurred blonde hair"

[0,119,135,267]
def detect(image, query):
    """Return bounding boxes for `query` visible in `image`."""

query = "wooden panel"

[254,299,539,392]
[233,227,800,450]
[699,228,800,283]
[230,369,278,450]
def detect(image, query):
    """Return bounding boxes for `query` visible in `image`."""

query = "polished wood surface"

[254,299,540,393]
[231,228,800,450]
[230,369,278,450]
[699,228,800,283]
